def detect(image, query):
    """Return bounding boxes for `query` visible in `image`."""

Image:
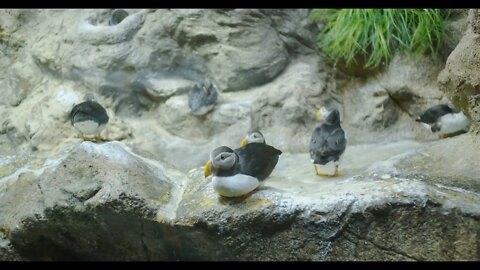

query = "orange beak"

[316,108,322,120]
[240,136,248,147]
[204,160,212,177]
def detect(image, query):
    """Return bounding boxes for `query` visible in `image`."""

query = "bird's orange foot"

[314,165,330,177]
[331,171,344,177]
[81,134,94,141]
[95,134,104,142]
[330,165,344,177]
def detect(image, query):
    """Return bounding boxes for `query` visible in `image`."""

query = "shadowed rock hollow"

[0,9,479,261]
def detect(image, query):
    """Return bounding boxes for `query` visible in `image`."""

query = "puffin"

[309,107,347,177]
[69,93,109,141]
[204,143,282,197]
[188,78,219,116]
[240,129,265,147]
[415,104,470,138]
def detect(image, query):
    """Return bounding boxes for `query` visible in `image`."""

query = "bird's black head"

[191,78,218,97]
[202,78,212,89]
[248,130,265,143]
[416,104,457,124]
[209,146,234,162]
[326,109,341,125]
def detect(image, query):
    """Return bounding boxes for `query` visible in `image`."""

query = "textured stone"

[1,139,478,261]
[342,54,450,144]
[438,9,480,133]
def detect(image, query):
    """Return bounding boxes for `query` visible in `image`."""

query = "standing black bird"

[188,78,219,116]
[69,94,109,141]
[309,108,347,177]
[204,143,282,197]
[415,104,469,138]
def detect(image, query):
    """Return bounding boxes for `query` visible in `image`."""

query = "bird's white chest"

[73,120,105,135]
[421,123,432,130]
[437,112,469,134]
[212,174,260,197]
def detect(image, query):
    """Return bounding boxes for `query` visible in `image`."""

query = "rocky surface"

[438,9,480,133]
[0,137,478,261]
[441,9,469,59]
[0,9,479,261]
[0,141,186,260]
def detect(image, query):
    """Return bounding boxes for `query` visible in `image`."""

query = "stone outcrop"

[0,138,478,260]
[438,9,480,133]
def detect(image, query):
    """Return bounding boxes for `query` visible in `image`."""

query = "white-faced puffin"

[240,129,265,147]
[204,143,282,197]
[309,107,347,177]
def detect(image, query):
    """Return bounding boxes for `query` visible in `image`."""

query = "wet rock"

[1,139,479,260]
[0,141,184,260]
[78,10,146,45]
[143,77,195,100]
[396,134,480,193]
[174,9,289,91]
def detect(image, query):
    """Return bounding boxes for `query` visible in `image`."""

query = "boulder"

[438,9,480,133]
[0,138,478,260]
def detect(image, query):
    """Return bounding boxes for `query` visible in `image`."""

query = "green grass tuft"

[310,9,448,70]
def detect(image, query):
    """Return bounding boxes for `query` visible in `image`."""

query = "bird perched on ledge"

[69,93,109,142]
[204,143,282,197]
[240,129,265,147]
[415,104,470,138]
[188,78,219,116]
[309,107,347,177]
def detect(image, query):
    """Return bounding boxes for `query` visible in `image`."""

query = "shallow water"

[265,140,424,197]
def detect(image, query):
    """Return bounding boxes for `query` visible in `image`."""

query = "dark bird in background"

[415,104,470,138]
[188,78,219,116]
[204,143,282,197]
[70,93,109,142]
[109,9,129,26]
[309,107,347,177]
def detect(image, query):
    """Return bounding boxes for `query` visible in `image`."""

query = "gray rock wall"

[0,140,478,260]
[438,9,480,133]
